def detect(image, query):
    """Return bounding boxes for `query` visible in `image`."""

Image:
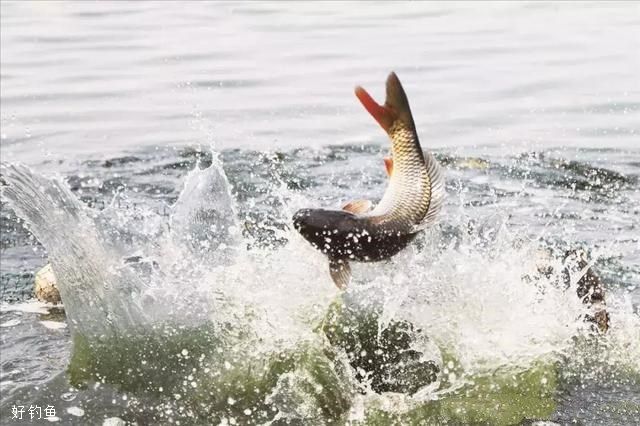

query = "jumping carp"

[293,72,445,289]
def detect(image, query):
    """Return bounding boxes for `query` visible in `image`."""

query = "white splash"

[1,150,638,415]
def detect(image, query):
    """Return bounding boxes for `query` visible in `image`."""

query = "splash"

[1,163,148,335]
[1,151,638,424]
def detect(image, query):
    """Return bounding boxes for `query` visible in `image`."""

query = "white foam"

[0,301,50,315]
[0,319,21,327]
[40,321,67,330]
[2,153,638,409]
[66,406,84,417]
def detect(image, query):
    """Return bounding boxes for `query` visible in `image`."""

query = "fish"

[293,72,445,289]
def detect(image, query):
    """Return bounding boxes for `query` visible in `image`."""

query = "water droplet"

[67,407,84,417]
[61,392,76,402]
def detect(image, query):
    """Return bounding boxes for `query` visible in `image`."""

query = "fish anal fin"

[329,259,351,290]
[384,156,393,177]
[342,199,373,214]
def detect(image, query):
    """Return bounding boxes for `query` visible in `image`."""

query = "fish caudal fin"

[342,199,373,214]
[355,72,417,135]
[329,259,351,290]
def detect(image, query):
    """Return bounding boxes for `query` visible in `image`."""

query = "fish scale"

[369,122,432,230]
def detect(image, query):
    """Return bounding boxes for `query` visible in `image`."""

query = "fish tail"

[354,72,417,136]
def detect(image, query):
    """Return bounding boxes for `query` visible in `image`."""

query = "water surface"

[1,2,639,425]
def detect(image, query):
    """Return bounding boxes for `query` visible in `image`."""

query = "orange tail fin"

[355,72,417,135]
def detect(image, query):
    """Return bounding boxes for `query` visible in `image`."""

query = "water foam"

[2,152,638,423]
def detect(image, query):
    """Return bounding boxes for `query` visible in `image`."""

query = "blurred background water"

[1,1,639,424]
[1,1,638,163]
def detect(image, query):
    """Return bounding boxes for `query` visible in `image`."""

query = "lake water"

[2,1,639,162]
[1,2,639,425]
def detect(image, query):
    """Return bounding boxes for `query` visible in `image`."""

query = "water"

[2,2,639,161]
[1,2,639,425]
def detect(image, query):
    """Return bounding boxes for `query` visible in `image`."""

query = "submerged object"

[533,248,610,334]
[563,249,610,333]
[293,72,445,288]
[34,263,61,304]
[321,294,440,395]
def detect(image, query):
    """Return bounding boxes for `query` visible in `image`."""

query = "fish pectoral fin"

[329,259,351,290]
[342,199,373,214]
[383,156,393,177]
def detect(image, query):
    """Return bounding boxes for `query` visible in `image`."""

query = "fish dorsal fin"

[413,152,446,231]
[383,156,393,177]
[342,199,373,214]
[329,259,351,290]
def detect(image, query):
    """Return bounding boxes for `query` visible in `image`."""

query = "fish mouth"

[292,208,312,232]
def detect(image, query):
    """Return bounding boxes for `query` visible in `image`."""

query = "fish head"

[292,208,360,256]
